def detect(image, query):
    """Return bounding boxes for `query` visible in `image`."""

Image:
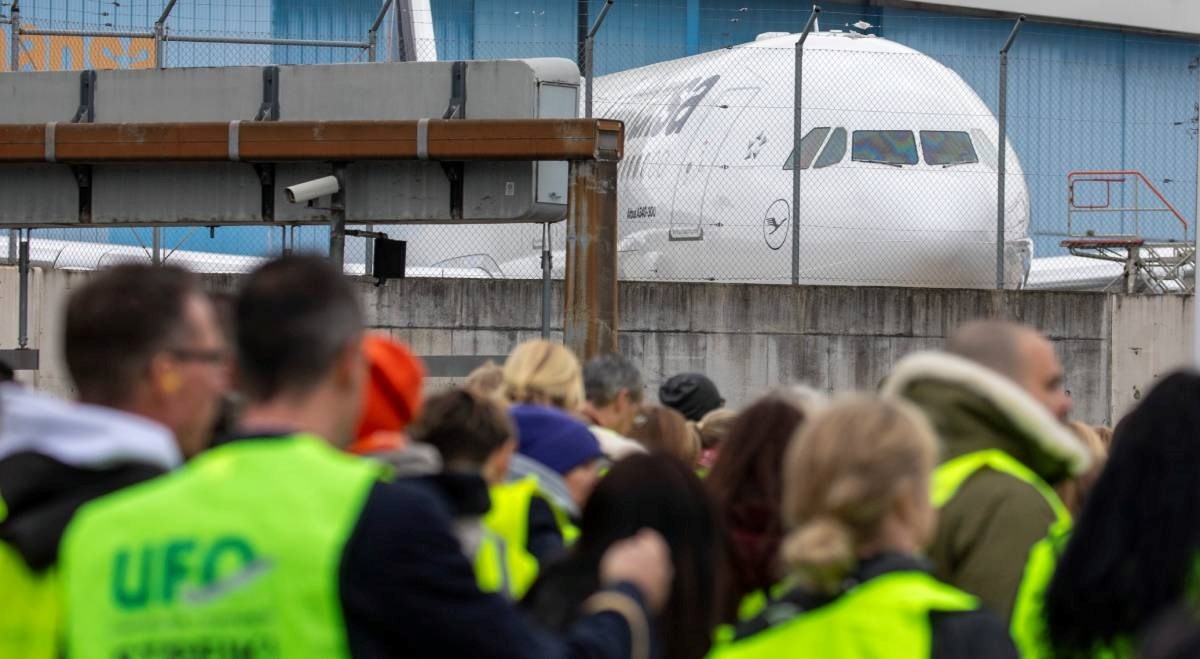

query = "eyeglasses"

[168,348,228,364]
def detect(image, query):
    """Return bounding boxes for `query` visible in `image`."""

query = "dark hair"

[1045,371,1200,656]
[627,405,698,465]
[64,265,198,405]
[523,453,721,659]
[235,256,362,401]
[705,394,807,623]
[583,353,643,406]
[408,388,513,468]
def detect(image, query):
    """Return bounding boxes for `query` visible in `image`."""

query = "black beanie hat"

[658,373,724,422]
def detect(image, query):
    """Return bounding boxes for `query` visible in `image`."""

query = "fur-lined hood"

[882,351,1092,477]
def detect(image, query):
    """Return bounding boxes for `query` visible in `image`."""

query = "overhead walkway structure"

[1060,170,1194,294]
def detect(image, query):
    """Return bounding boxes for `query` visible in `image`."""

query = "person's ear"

[149,353,181,396]
[333,337,367,392]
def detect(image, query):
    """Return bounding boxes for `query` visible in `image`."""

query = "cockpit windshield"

[920,130,978,166]
[852,130,918,166]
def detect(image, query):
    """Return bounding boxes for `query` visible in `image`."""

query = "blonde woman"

[709,396,1016,659]
[503,339,586,413]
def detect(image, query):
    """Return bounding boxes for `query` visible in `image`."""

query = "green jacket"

[883,352,1091,623]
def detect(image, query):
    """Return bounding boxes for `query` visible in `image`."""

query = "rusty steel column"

[564,159,619,359]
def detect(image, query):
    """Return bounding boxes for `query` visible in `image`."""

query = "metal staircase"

[1060,171,1194,294]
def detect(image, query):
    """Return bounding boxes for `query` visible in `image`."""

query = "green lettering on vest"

[202,535,256,585]
[112,546,154,610]
[63,435,384,659]
[161,538,196,604]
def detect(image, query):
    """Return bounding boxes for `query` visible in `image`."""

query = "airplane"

[389,29,1034,289]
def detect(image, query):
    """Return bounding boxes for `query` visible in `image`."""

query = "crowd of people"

[0,254,1197,658]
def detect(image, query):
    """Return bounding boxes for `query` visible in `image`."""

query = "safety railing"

[1066,170,1190,243]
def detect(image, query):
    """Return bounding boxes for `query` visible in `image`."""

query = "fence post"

[996,16,1025,290]
[792,5,820,286]
[18,229,29,349]
[9,0,18,72]
[367,0,393,63]
[154,0,177,68]
[541,222,552,339]
[583,1,614,119]
[1193,61,1200,363]
[329,164,347,271]
[7,3,18,265]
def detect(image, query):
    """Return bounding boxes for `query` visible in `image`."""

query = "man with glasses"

[0,264,230,658]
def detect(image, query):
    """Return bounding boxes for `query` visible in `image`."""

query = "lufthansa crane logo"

[764,199,790,250]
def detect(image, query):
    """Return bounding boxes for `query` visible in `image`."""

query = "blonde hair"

[502,339,585,412]
[780,396,938,593]
[694,408,737,450]
[465,361,507,405]
[1056,421,1109,515]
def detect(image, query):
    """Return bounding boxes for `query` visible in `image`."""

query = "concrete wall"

[2,266,1192,424]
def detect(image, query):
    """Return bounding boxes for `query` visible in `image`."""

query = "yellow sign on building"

[1,22,155,71]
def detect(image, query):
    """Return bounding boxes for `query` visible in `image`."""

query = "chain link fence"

[3,2,1198,291]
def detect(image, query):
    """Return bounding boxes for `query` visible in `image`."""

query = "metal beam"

[563,159,619,359]
[19,28,155,39]
[0,119,624,163]
[421,355,508,378]
[164,34,368,48]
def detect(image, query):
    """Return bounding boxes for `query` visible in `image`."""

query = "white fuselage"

[395,31,1033,288]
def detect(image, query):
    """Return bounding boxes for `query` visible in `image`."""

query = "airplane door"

[669,86,761,240]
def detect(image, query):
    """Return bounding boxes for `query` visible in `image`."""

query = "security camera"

[285,175,341,204]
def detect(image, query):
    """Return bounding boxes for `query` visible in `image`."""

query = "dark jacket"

[730,553,1018,659]
[883,352,1091,622]
[0,386,181,571]
[211,432,654,659]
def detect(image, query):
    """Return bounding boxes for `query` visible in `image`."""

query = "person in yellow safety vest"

[60,255,674,659]
[0,265,229,659]
[407,387,541,599]
[881,321,1091,633]
[708,396,1018,659]
[1044,372,1200,658]
[508,404,606,552]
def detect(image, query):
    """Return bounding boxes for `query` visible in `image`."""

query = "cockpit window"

[851,130,918,166]
[814,128,846,168]
[970,128,998,170]
[920,130,978,166]
[783,127,830,170]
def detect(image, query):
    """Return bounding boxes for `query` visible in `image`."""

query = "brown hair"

[65,264,200,406]
[408,388,514,470]
[628,405,700,465]
[781,396,938,594]
[706,394,809,622]
[502,339,585,412]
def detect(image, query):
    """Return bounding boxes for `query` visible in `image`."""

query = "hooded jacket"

[883,352,1090,622]
[0,385,181,658]
[0,384,182,570]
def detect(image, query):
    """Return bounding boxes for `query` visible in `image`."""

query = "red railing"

[1067,170,1189,240]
